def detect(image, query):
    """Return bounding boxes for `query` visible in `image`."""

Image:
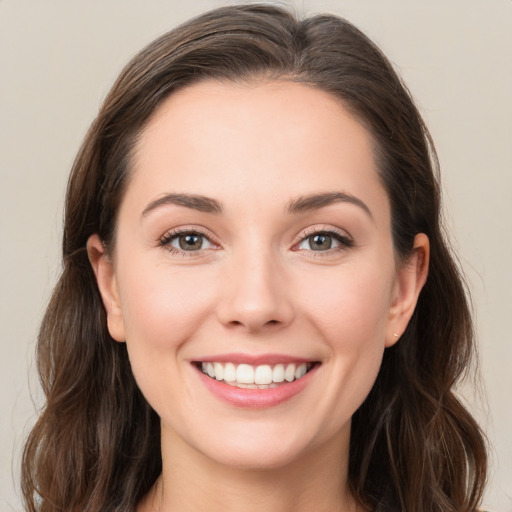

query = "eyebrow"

[141,193,223,216]
[141,191,372,220]
[286,192,373,220]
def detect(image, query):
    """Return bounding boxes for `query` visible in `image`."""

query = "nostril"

[227,318,280,330]
[229,320,279,325]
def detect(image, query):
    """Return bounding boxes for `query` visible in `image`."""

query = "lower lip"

[195,364,319,408]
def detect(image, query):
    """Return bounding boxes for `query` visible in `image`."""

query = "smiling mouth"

[195,361,318,389]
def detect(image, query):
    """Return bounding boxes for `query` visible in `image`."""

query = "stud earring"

[393,333,399,338]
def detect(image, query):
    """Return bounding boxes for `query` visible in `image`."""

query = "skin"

[88,80,429,512]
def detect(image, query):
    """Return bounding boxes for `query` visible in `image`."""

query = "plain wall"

[1,0,510,510]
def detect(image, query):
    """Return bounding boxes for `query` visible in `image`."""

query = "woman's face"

[90,80,426,470]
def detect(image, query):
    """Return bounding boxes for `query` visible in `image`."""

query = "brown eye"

[165,232,213,252]
[179,233,203,251]
[308,234,333,251]
[297,230,353,252]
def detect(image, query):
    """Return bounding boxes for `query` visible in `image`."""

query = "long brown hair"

[22,4,487,511]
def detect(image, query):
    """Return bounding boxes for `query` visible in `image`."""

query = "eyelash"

[158,227,354,256]
[293,227,354,256]
[158,228,217,256]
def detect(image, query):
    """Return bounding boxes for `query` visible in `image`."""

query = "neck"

[138,424,359,512]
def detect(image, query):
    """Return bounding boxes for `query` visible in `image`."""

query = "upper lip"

[191,353,318,366]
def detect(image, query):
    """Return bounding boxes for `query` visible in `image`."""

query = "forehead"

[126,79,389,223]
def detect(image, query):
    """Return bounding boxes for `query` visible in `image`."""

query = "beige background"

[1,1,510,510]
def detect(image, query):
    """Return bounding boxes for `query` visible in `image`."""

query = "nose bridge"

[217,239,294,332]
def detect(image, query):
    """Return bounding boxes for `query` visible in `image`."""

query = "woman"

[21,4,487,512]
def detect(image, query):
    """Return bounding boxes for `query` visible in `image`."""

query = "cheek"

[115,258,221,413]
[117,259,218,353]
[296,264,393,409]
[298,264,393,341]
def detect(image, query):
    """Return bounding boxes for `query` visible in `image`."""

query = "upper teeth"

[201,362,310,386]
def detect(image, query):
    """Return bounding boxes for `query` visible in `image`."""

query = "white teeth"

[284,364,296,382]
[272,364,285,383]
[254,364,273,385]
[213,362,224,381]
[223,362,236,382]
[295,364,307,379]
[199,361,313,387]
[236,364,254,384]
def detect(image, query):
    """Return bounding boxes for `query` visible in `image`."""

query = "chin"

[203,439,311,471]
[174,415,348,473]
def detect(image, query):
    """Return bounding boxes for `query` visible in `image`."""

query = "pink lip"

[193,353,314,366]
[194,363,319,409]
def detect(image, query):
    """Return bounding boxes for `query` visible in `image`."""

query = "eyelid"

[158,226,220,254]
[157,224,353,255]
[292,225,354,252]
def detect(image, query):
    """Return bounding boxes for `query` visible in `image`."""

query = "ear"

[87,234,126,342]
[386,233,429,347]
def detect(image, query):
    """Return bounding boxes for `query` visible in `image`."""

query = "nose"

[216,247,294,333]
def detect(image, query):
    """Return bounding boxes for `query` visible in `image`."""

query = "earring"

[393,333,399,338]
